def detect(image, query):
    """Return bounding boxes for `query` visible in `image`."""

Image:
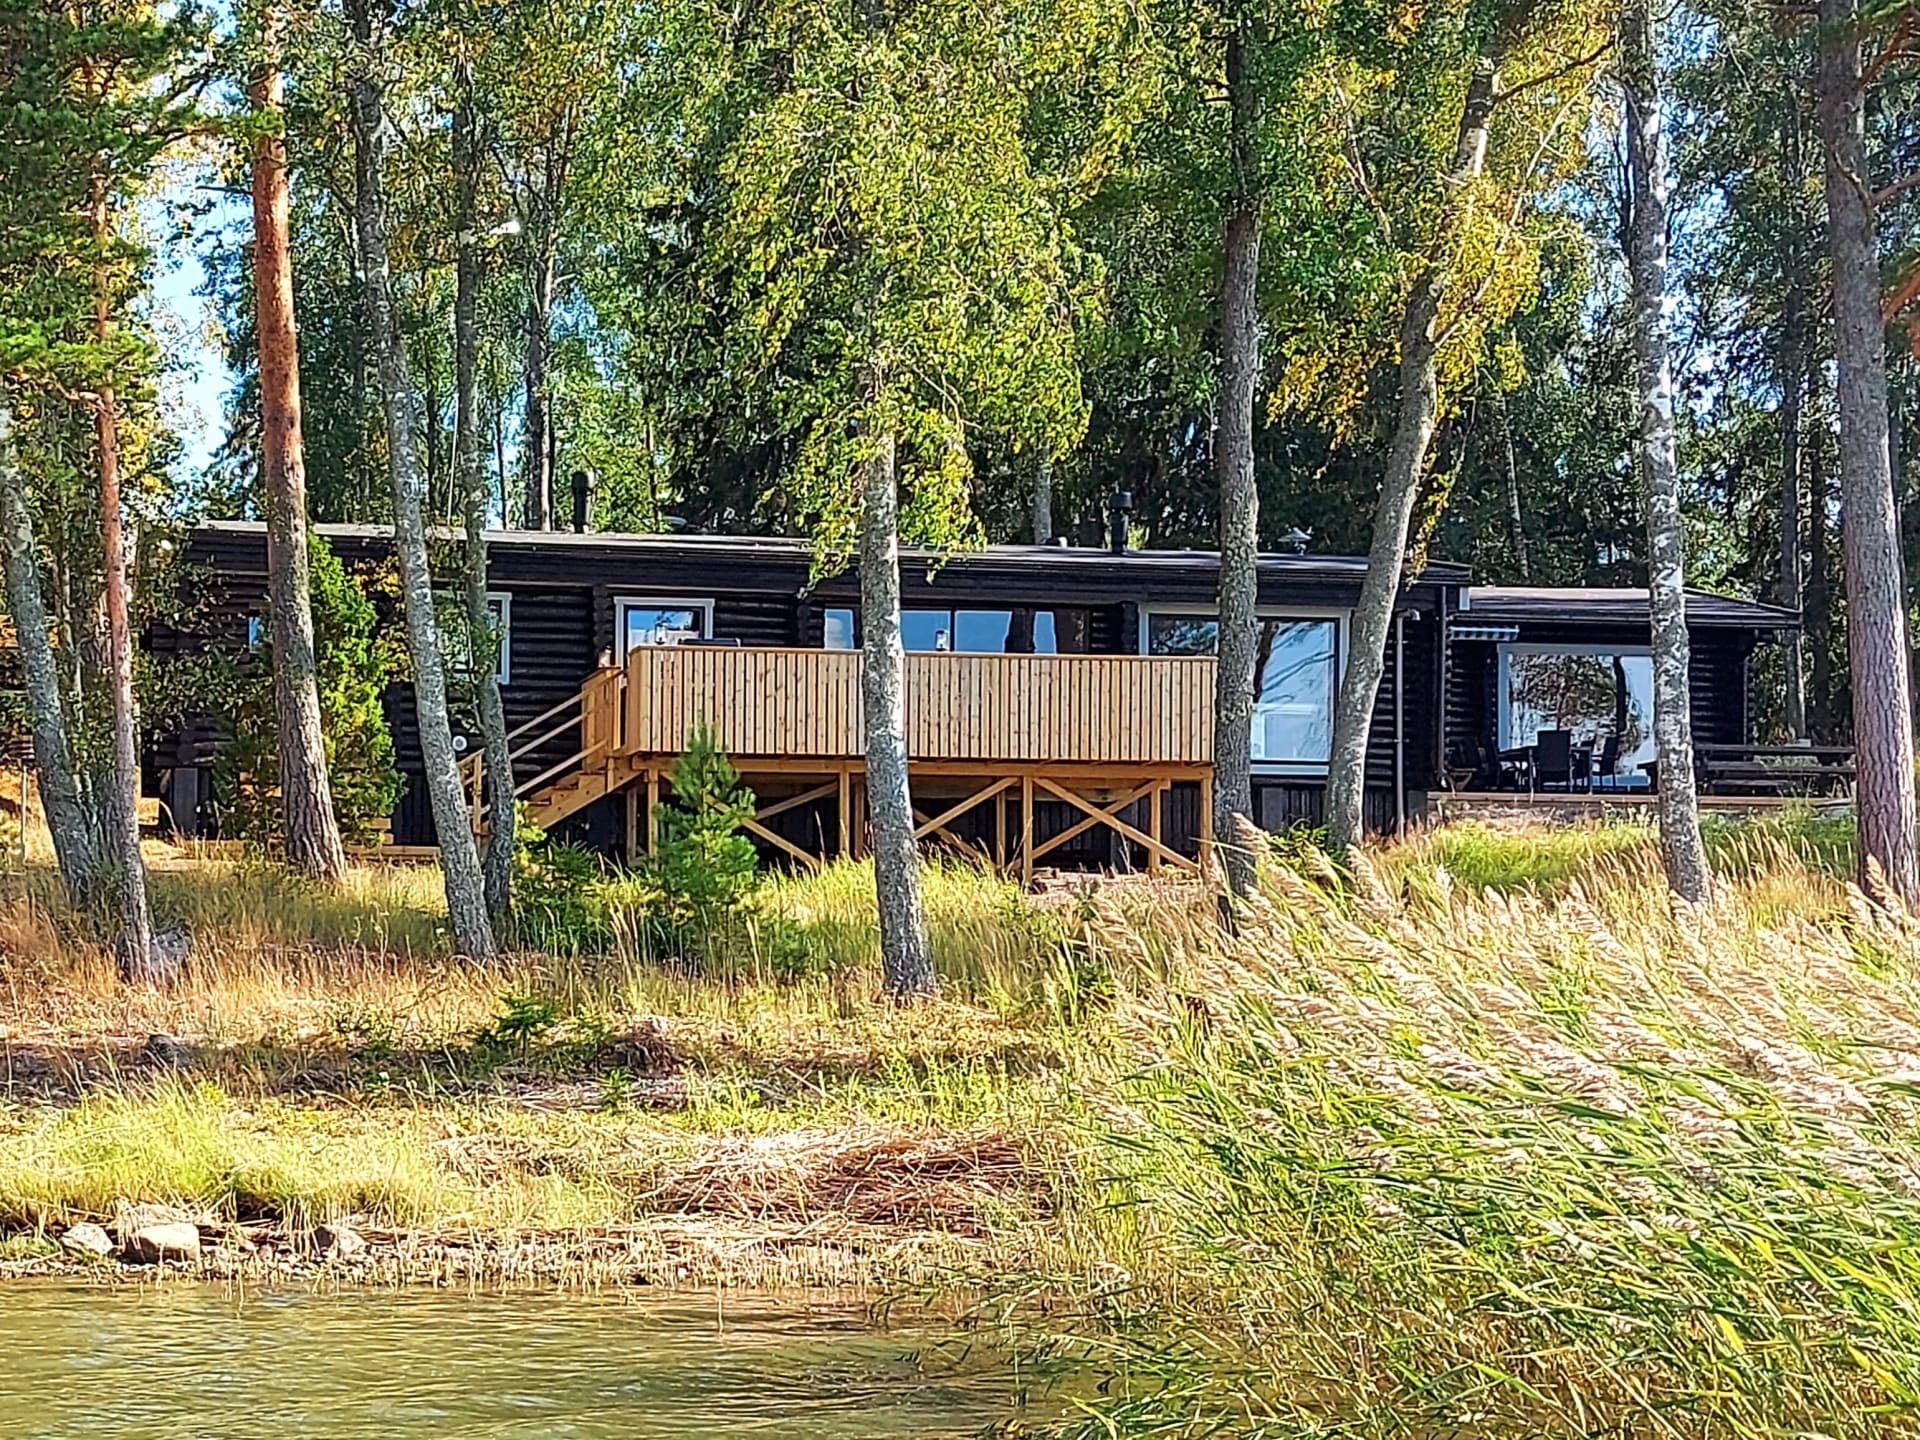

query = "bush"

[642,726,760,957]
[513,823,612,955]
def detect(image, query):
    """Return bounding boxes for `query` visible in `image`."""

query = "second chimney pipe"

[570,469,594,533]
[1107,490,1133,554]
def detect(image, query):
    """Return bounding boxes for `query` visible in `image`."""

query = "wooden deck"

[624,647,1215,764]
[468,645,1218,877]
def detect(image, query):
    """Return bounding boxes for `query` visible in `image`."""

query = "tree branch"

[1873,169,1920,207]
[1490,37,1616,110]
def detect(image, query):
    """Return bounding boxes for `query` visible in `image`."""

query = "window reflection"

[898,608,1079,654]
[1498,645,1654,785]
[1145,613,1339,766]
[620,602,709,653]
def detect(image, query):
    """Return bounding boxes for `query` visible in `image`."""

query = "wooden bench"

[1697,744,1855,797]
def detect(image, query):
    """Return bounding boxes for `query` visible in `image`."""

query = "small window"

[902,610,951,652]
[435,591,511,685]
[616,596,713,655]
[486,591,511,685]
[823,607,857,650]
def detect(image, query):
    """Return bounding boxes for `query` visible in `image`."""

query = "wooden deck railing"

[619,646,1216,766]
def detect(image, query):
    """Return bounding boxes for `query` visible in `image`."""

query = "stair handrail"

[461,663,628,826]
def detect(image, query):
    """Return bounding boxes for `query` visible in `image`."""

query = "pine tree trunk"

[1212,18,1263,897]
[1817,0,1920,905]
[1031,452,1053,544]
[251,13,346,883]
[455,65,515,925]
[1623,0,1710,903]
[1326,64,1497,858]
[90,171,157,981]
[521,256,554,530]
[1779,87,1810,742]
[1808,419,1834,736]
[859,372,933,999]
[0,377,101,901]
[1779,268,1808,741]
[348,0,497,959]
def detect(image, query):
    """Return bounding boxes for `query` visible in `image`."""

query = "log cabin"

[148,521,1799,871]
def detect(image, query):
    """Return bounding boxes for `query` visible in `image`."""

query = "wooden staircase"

[460,666,634,833]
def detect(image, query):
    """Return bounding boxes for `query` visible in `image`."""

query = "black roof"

[1461,586,1799,630]
[190,522,1469,607]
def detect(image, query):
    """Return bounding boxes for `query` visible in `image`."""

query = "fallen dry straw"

[655,1125,1046,1236]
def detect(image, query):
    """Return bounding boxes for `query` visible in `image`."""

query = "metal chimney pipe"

[570,468,594,533]
[1107,489,1133,555]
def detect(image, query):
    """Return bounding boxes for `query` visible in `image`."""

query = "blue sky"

[147,174,240,487]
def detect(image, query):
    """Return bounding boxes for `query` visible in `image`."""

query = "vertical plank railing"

[580,664,624,767]
[617,647,1215,764]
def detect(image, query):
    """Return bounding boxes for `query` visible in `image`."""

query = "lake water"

[0,1283,1034,1438]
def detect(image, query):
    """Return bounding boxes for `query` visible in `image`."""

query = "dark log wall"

[159,524,1464,849]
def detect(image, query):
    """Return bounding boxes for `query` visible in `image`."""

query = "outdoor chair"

[1446,735,1501,790]
[1531,729,1578,792]
[1592,733,1620,791]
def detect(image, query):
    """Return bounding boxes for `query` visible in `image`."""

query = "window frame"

[1495,640,1654,753]
[1138,605,1348,776]
[614,595,716,656]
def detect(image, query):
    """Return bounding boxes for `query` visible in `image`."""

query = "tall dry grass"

[1044,827,1920,1436]
[12,812,1920,1434]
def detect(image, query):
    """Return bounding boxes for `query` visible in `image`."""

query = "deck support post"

[837,766,851,858]
[624,785,640,864]
[1020,773,1035,886]
[644,770,659,855]
[1148,781,1163,875]
[1198,777,1215,879]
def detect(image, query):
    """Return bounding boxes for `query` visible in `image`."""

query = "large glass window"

[1145,613,1340,767]
[617,597,712,654]
[901,608,1069,654]
[1498,644,1655,784]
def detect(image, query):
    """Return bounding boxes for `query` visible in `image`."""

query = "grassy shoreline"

[9,813,1920,1433]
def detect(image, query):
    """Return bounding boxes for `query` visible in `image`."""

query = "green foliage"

[210,537,403,847]
[641,726,760,955]
[656,0,1130,565]
[469,991,612,1070]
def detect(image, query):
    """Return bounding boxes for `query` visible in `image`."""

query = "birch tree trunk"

[0,377,101,900]
[1030,452,1053,544]
[251,12,346,882]
[348,0,497,959]
[1622,0,1710,903]
[455,63,515,925]
[1326,64,1497,858]
[1779,87,1810,743]
[859,376,933,999]
[1817,0,1920,905]
[1212,17,1263,898]
[1499,392,1530,579]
